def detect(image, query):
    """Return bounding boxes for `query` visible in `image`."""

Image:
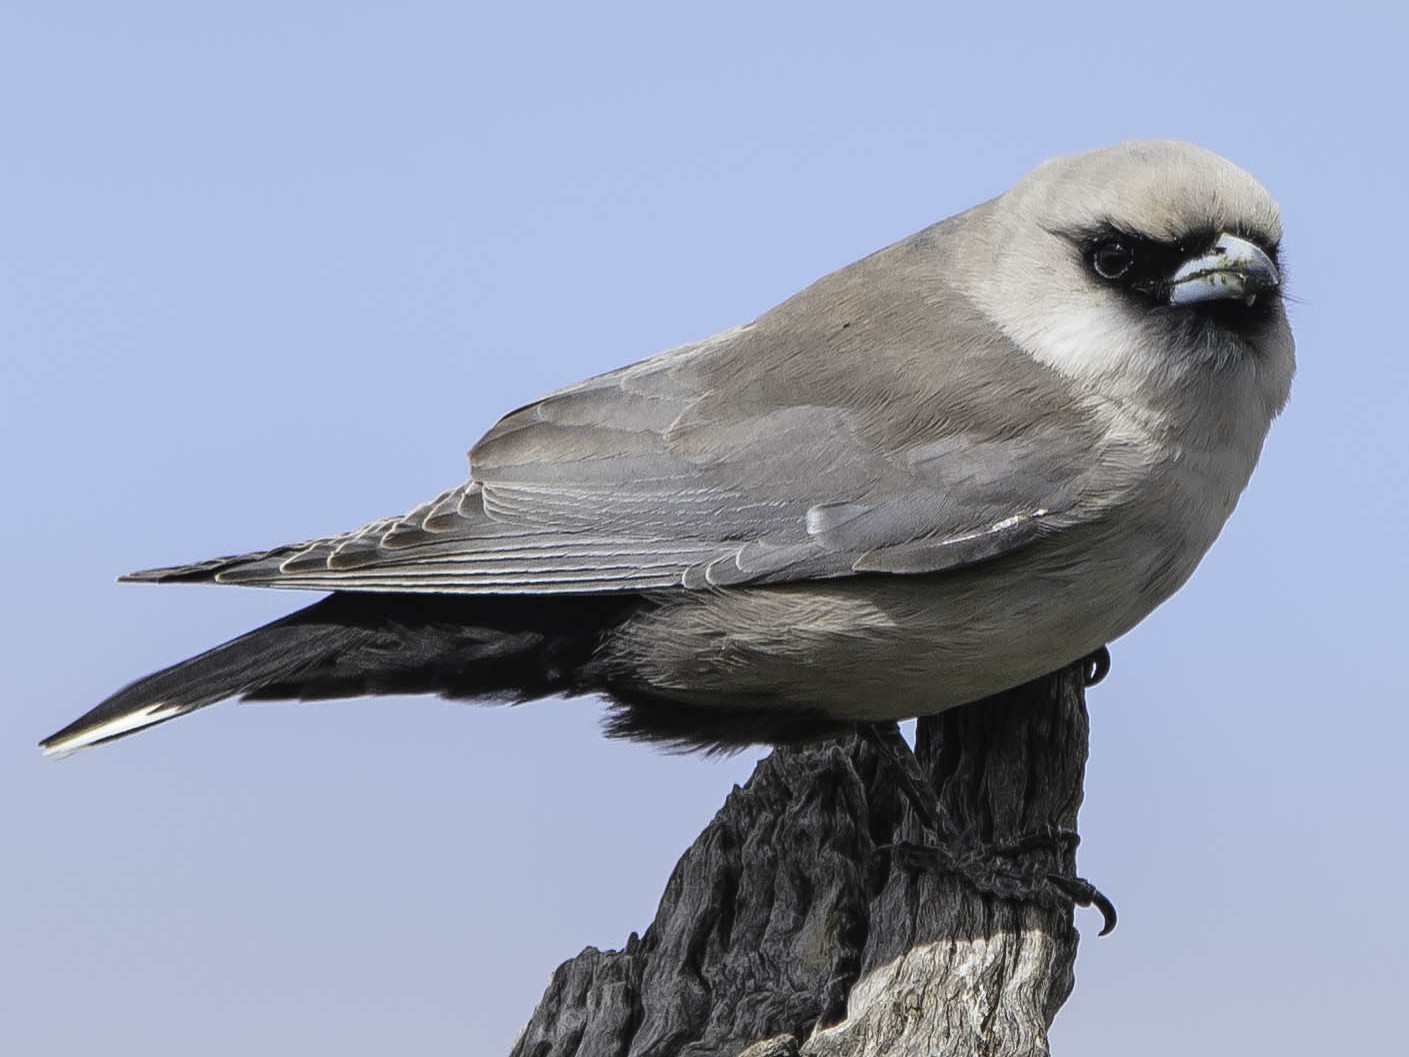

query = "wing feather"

[124,223,1119,595]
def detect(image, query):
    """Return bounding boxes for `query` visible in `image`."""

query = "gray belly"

[597,522,1206,722]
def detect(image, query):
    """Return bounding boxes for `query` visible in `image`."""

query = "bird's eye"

[1091,239,1136,280]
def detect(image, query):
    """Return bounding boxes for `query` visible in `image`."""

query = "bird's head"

[958,140,1295,425]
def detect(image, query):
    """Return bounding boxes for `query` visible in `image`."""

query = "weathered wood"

[509,662,1097,1057]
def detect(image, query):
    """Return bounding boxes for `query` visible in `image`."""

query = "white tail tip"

[41,701,187,758]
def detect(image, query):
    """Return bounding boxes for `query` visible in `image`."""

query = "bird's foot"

[876,830,1118,936]
[1081,645,1111,687]
[856,722,1117,935]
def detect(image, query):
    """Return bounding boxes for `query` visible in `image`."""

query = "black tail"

[41,592,638,756]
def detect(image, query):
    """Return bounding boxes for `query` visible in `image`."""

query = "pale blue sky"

[4,3,1406,1054]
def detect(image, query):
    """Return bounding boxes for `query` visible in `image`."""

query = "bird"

[41,139,1294,758]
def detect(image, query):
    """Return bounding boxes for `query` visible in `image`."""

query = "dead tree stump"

[510,661,1099,1057]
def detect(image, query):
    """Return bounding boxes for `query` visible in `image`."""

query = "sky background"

[4,3,1406,1054]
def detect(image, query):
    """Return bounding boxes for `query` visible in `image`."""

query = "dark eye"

[1091,239,1136,280]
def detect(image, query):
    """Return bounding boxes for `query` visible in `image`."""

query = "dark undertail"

[240,592,640,704]
[245,593,852,752]
[599,685,854,754]
[46,590,853,754]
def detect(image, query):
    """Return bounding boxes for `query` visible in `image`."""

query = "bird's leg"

[859,719,1118,936]
[857,721,949,837]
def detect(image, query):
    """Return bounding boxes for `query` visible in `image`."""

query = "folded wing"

[125,232,1113,595]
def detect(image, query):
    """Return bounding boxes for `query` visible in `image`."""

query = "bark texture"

[510,662,1098,1057]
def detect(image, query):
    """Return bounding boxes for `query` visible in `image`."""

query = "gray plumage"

[42,139,1294,756]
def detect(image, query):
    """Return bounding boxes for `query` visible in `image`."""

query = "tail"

[41,592,638,757]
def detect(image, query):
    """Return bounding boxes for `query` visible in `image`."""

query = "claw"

[1046,873,1118,935]
[1082,646,1111,687]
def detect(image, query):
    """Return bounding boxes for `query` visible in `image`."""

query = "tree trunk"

[509,660,1102,1057]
